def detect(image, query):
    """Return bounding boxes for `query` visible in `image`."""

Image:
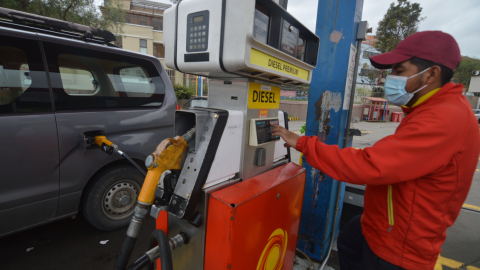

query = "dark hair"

[409,57,454,86]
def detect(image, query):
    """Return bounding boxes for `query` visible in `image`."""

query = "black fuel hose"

[126,255,150,270]
[120,151,147,176]
[126,230,173,270]
[114,236,137,270]
[147,230,172,270]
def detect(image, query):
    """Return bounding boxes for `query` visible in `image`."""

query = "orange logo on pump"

[256,229,288,270]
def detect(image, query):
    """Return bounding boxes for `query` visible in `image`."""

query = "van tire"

[81,165,144,231]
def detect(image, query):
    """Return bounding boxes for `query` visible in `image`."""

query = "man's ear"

[425,65,442,85]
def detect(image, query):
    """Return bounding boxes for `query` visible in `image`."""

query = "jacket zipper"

[387,185,394,232]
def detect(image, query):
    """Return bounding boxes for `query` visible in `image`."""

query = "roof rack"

[0,7,116,44]
[131,0,171,11]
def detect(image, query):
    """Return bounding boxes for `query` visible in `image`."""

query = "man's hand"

[271,124,301,148]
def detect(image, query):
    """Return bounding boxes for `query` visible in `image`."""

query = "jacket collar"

[402,83,464,114]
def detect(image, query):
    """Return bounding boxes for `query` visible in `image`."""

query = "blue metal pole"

[197,76,202,97]
[383,101,387,121]
[297,0,363,261]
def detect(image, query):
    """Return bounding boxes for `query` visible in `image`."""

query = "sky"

[150,0,480,59]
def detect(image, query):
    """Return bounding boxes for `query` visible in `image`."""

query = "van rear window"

[43,42,166,110]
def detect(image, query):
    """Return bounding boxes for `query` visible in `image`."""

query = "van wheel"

[81,166,144,231]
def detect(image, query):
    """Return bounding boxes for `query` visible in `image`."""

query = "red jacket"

[296,83,480,269]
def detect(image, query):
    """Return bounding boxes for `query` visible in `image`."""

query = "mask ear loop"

[408,67,431,79]
[408,67,431,95]
[412,84,428,94]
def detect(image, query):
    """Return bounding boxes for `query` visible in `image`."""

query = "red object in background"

[176,104,180,110]
[204,163,306,270]
[155,211,169,269]
[391,112,403,122]
[363,97,389,121]
[281,90,297,97]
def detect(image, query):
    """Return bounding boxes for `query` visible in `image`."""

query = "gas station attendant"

[271,31,480,270]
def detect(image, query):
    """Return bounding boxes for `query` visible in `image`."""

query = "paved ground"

[288,120,480,270]
[0,214,156,269]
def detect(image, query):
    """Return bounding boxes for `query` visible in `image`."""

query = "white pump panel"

[204,110,244,188]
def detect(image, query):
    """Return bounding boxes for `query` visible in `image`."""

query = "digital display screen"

[254,8,269,44]
[193,15,204,23]
[255,119,280,144]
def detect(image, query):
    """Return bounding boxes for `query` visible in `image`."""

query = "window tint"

[153,43,165,58]
[140,39,147,54]
[166,69,175,84]
[152,17,163,31]
[59,65,97,95]
[126,14,163,31]
[119,67,154,98]
[43,42,165,110]
[0,35,51,114]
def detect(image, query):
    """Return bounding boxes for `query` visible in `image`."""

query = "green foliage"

[0,0,125,34]
[300,124,306,134]
[452,57,480,91]
[355,87,372,103]
[360,63,381,85]
[371,86,385,98]
[173,84,195,100]
[374,0,424,53]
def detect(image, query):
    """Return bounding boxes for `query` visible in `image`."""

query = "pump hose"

[114,236,137,270]
[182,126,196,144]
[119,151,146,176]
[319,180,343,270]
[147,230,173,270]
[126,230,173,270]
[295,248,314,270]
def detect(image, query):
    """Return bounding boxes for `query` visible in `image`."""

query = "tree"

[374,0,425,53]
[0,0,125,34]
[452,56,480,91]
[360,63,381,85]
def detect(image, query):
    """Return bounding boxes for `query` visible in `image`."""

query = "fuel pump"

[115,0,319,269]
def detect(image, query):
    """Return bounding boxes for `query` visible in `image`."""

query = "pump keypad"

[253,118,280,145]
[187,11,209,52]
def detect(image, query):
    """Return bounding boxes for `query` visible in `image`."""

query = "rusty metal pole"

[296,0,364,261]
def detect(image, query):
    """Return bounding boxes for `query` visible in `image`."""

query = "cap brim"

[369,51,412,70]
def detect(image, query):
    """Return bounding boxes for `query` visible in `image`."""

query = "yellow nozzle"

[138,136,189,205]
[94,136,114,147]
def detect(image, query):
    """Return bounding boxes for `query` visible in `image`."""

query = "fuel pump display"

[250,118,281,146]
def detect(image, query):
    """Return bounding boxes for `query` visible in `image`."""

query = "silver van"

[0,9,176,236]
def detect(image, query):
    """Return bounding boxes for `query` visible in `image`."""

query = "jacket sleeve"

[295,108,466,185]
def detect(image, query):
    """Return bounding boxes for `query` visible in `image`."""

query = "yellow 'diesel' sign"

[248,82,280,109]
[250,48,310,81]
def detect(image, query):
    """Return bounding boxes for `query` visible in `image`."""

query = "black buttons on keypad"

[186,11,209,52]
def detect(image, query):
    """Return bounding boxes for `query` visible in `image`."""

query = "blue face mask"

[384,68,430,106]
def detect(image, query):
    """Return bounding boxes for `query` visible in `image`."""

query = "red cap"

[370,31,461,71]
